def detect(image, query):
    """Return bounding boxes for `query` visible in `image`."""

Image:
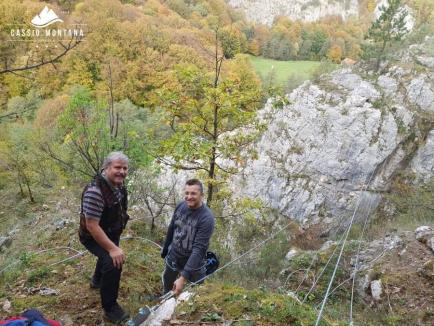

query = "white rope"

[189,221,295,287]
[300,139,358,302]
[315,171,375,326]
[144,220,296,313]
[294,253,317,293]
[0,236,161,274]
[349,190,376,325]
[121,236,162,249]
[302,220,348,303]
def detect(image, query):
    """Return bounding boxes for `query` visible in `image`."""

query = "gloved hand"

[161,247,168,259]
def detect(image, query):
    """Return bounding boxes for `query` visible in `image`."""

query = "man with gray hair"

[79,151,130,324]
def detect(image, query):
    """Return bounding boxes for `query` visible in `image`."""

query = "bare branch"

[0,37,82,75]
[40,143,93,177]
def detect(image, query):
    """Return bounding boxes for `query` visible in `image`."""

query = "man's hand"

[172,276,187,297]
[86,219,126,269]
[109,247,125,269]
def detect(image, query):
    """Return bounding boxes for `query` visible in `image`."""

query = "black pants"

[81,236,122,310]
[162,250,206,294]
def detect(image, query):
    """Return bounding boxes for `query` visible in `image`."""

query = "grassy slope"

[247,55,323,85]
[0,190,336,325]
[0,190,165,324]
[173,282,333,325]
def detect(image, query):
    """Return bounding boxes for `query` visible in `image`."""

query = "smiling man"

[79,152,130,324]
[161,179,215,296]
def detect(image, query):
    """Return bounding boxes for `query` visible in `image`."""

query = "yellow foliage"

[367,0,377,13]
[327,44,343,63]
[248,40,261,56]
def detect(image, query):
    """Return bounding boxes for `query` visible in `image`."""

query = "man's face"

[105,160,128,186]
[184,184,203,209]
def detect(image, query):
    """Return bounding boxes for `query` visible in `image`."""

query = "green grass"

[174,282,335,325]
[248,55,323,86]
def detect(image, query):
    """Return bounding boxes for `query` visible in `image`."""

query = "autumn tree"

[152,29,263,208]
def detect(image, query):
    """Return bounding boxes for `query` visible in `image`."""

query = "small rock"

[42,204,49,210]
[2,299,11,312]
[28,287,59,296]
[320,240,336,252]
[55,219,71,230]
[383,234,403,250]
[371,279,382,301]
[285,248,298,261]
[39,287,59,296]
[415,226,434,243]
[286,291,301,303]
[355,272,372,300]
[420,259,434,279]
[416,56,434,68]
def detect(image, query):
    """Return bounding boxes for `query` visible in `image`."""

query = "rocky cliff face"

[227,0,360,25]
[152,38,433,229]
[228,36,434,226]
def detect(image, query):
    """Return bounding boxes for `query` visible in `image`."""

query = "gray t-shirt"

[163,201,215,280]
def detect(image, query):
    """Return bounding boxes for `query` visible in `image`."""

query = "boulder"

[285,248,298,261]
[370,279,382,301]
[415,226,434,243]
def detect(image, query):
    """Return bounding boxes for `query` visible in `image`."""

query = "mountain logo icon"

[31,6,63,28]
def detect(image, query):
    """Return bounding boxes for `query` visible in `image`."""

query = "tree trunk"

[207,145,216,206]
[376,39,388,71]
[22,172,35,202]
[17,172,24,197]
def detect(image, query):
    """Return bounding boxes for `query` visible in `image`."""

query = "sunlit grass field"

[248,55,324,85]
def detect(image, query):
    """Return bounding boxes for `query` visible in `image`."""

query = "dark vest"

[79,174,129,241]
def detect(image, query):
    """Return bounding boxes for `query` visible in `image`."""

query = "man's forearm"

[87,221,118,251]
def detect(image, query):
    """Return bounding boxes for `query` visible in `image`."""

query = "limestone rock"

[320,240,336,252]
[415,226,434,243]
[351,235,402,272]
[285,248,298,261]
[227,0,359,26]
[156,37,434,231]
[2,299,11,313]
[54,219,72,230]
[419,259,434,279]
[377,75,398,96]
[410,131,434,183]
[406,75,434,113]
[370,279,382,301]
[416,56,434,68]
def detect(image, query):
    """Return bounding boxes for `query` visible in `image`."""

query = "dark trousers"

[162,250,206,294]
[81,237,122,310]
